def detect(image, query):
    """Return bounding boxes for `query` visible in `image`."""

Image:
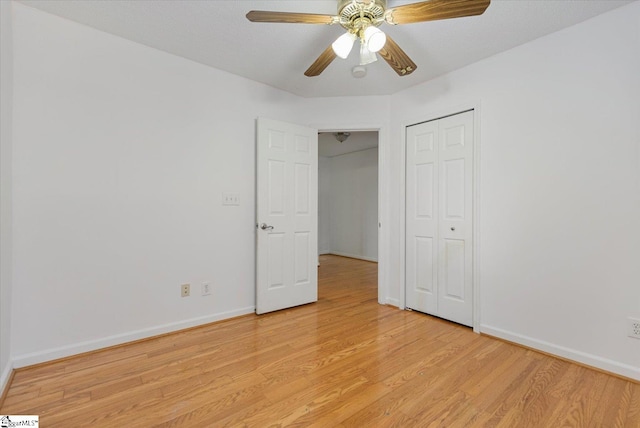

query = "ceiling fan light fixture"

[332,32,357,59]
[359,44,377,65]
[364,26,386,53]
[333,132,351,143]
[247,0,491,77]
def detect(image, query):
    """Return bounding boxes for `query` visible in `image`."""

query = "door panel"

[406,110,473,326]
[415,237,435,293]
[442,239,465,300]
[443,158,465,219]
[257,118,318,314]
[438,111,473,325]
[294,163,310,214]
[406,120,439,315]
[294,232,310,284]
[267,233,285,289]
[416,163,434,218]
[268,160,285,215]
[444,124,466,149]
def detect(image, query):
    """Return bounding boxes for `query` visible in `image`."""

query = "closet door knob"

[450,227,456,231]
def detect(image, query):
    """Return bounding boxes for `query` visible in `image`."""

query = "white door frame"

[312,121,388,306]
[398,102,482,332]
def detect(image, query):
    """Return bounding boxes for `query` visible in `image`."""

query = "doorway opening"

[317,130,379,278]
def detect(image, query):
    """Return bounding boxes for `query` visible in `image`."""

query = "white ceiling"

[17,0,634,98]
[319,131,379,157]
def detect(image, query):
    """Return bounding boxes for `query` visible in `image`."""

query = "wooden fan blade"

[246,11,336,24]
[386,0,490,25]
[305,45,337,77]
[378,36,417,76]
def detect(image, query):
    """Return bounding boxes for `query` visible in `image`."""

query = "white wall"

[9,3,306,366]
[318,156,331,255]
[389,2,640,379]
[1,0,15,391]
[8,3,391,367]
[324,148,379,262]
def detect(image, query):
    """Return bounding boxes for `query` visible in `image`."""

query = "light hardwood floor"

[2,255,639,426]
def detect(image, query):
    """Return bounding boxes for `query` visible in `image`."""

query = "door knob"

[260,223,274,230]
[450,227,456,231]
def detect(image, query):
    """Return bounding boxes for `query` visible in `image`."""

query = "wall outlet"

[201,282,211,296]
[629,317,640,339]
[222,193,240,206]
[181,283,190,297]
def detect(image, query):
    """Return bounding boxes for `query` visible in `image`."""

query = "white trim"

[399,102,482,330]
[472,104,482,333]
[12,306,254,368]
[481,324,640,381]
[386,297,400,308]
[328,252,378,263]
[377,126,388,305]
[398,117,407,310]
[0,359,13,396]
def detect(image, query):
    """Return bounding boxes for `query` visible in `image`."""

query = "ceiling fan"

[246,0,491,77]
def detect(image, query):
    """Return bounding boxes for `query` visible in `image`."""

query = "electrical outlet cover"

[181,283,190,297]
[629,317,640,339]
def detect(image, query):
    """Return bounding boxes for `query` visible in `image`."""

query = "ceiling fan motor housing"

[338,0,387,31]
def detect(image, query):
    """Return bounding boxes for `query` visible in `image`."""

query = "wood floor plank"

[488,358,566,427]
[625,383,640,426]
[1,255,638,427]
[588,376,632,427]
[541,366,607,427]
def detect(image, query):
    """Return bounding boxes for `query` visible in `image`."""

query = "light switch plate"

[202,282,211,296]
[222,193,239,206]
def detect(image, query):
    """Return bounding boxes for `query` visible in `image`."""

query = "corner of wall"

[0,0,15,394]
[0,360,14,404]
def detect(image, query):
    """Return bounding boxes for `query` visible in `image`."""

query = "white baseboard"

[327,252,378,263]
[386,298,400,308]
[480,324,640,381]
[12,306,255,369]
[1,359,13,396]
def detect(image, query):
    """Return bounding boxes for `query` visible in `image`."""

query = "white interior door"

[256,117,318,314]
[406,110,473,326]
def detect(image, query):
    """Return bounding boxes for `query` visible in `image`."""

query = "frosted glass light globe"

[332,32,357,59]
[364,26,386,53]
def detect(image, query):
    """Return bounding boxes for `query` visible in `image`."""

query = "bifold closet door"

[405,110,473,326]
